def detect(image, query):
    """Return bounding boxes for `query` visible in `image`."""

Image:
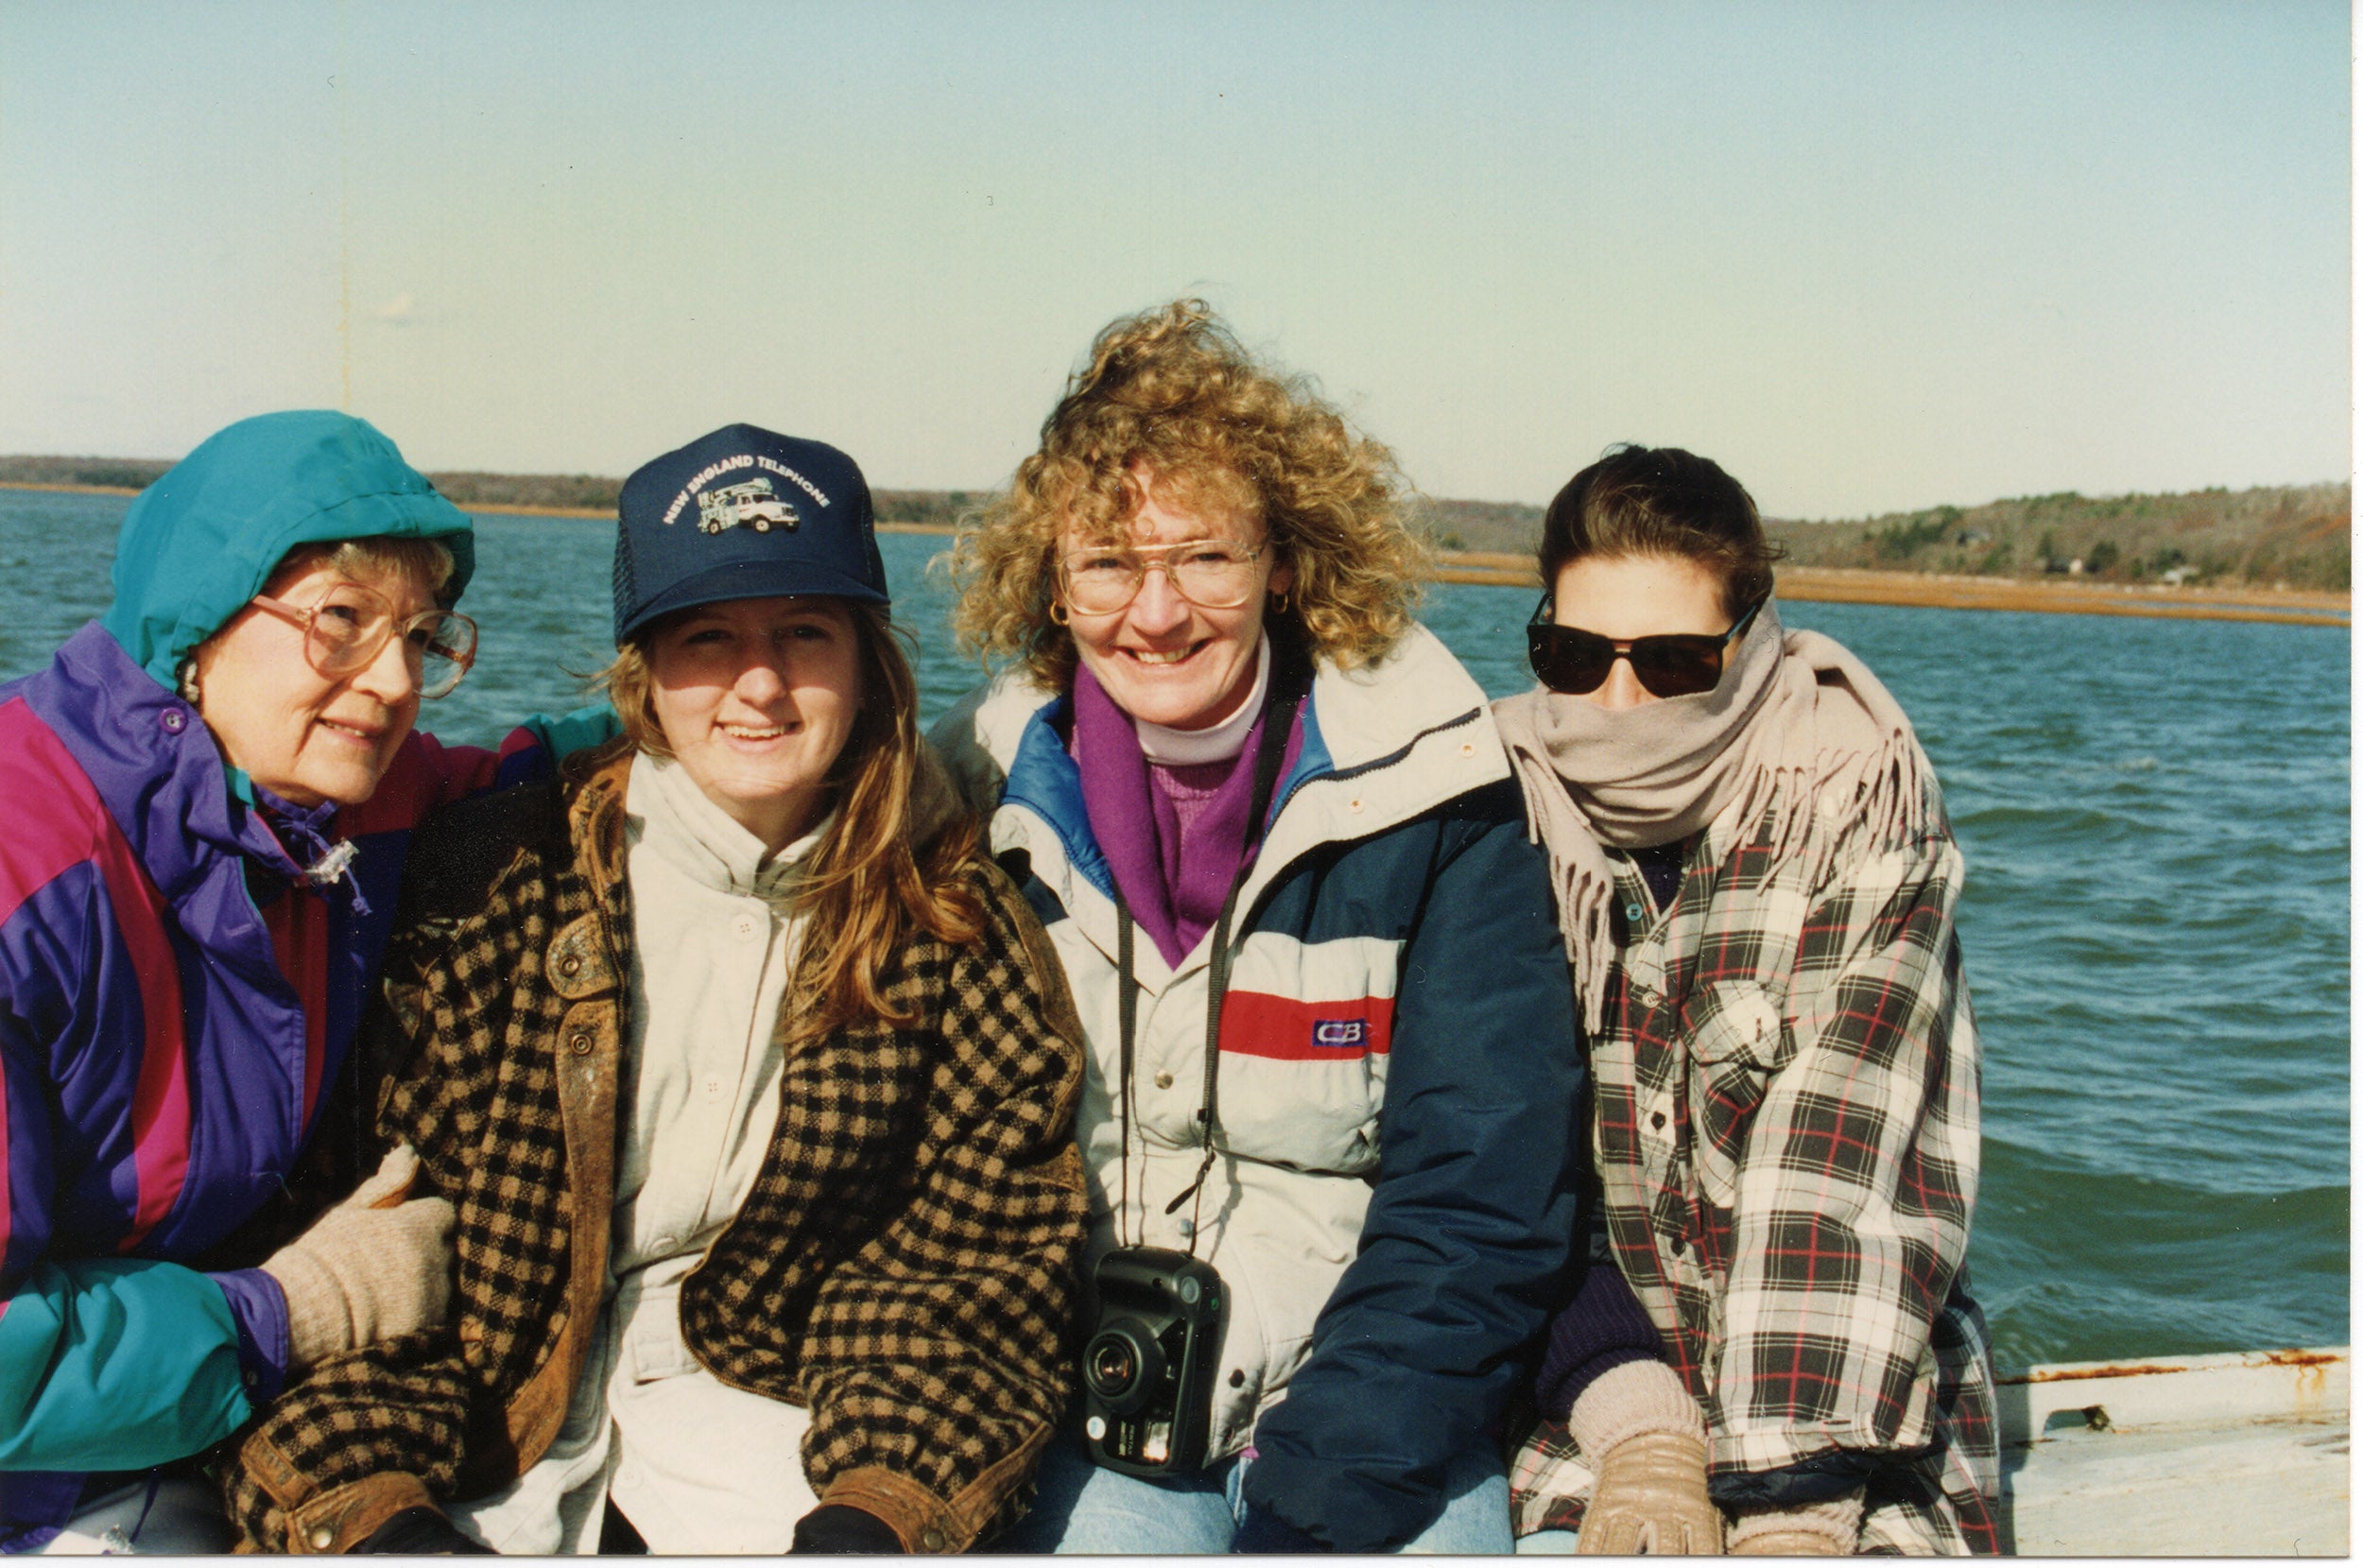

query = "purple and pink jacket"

[0,623,547,1542]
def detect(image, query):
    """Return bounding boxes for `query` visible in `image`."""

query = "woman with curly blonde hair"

[933,301,1585,1554]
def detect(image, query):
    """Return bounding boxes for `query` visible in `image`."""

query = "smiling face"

[1058,468,1293,731]
[1549,552,1733,710]
[189,555,436,807]
[645,594,864,852]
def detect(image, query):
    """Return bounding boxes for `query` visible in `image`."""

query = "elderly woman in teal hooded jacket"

[0,411,580,1552]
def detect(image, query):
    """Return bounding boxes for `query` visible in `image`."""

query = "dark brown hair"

[1537,444,1782,618]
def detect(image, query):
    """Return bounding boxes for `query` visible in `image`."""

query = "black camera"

[1079,1246,1225,1476]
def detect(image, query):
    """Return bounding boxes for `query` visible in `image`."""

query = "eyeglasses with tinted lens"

[1059,540,1268,616]
[250,581,479,698]
[1526,594,1765,699]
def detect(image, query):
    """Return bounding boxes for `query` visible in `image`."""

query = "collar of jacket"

[12,621,318,901]
[560,737,637,888]
[953,624,1509,977]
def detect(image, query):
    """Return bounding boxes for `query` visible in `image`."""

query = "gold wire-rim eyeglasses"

[250,584,479,699]
[1056,540,1269,616]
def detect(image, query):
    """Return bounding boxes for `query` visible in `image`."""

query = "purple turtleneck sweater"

[1068,662,1303,968]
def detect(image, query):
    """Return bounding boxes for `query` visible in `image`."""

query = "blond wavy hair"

[599,601,983,1046]
[951,299,1428,689]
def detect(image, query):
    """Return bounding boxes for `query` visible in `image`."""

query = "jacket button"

[161,709,186,733]
[920,1526,947,1551]
[308,1525,336,1550]
[1153,1071,1174,1089]
[1229,1368,1246,1387]
[567,1032,593,1055]
[559,954,582,976]
[1651,1111,1667,1130]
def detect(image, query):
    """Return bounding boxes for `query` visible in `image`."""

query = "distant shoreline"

[8,480,2343,626]
[1434,552,2347,627]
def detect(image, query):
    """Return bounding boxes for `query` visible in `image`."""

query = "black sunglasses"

[1526,594,1766,698]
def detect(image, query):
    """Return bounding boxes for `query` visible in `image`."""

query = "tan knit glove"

[262,1145,456,1370]
[1726,1493,1865,1556]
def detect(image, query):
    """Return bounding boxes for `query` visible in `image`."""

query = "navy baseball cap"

[612,423,889,644]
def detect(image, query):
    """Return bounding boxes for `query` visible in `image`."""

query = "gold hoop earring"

[1048,600,1070,627]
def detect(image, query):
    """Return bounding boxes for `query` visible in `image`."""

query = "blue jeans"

[998,1433,1513,1554]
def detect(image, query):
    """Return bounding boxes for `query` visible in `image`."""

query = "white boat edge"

[1997,1345,2348,1556]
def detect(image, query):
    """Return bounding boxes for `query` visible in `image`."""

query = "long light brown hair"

[601,600,983,1044]
[950,298,1428,690]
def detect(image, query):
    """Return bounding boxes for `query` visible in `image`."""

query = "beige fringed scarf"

[1492,599,1939,1034]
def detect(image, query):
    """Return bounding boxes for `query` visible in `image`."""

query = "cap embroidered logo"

[696,477,801,536]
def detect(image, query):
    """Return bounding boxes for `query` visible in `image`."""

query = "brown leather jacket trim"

[819,1466,957,1554]
[817,1416,1057,1555]
[284,1471,436,1554]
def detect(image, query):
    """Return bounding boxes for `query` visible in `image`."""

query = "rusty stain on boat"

[2007,1362,2188,1384]
[2267,1351,2343,1370]
[2003,1349,2347,1386]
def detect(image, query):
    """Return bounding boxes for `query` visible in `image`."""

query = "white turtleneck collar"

[1133,634,1269,767]
[627,750,829,901]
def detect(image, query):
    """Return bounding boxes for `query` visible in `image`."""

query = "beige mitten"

[262,1144,456,1370]
[1726,1493,1866,1556]
[1571,1361,1722,1555]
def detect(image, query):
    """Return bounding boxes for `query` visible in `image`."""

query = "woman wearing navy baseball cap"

[227,425,1089,1556]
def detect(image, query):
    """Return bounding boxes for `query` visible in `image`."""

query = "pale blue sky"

[0,0,2347,518]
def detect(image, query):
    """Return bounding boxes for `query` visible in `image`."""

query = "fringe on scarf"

[1509,720,1943,1038]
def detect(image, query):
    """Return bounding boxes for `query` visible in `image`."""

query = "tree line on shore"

[3,457,2345,591]
[1407,488,2350,592]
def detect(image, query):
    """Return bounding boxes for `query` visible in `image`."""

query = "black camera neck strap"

[1113,666,1303,1255]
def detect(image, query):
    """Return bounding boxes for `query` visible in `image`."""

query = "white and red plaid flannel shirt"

[1520,774,2000,1554]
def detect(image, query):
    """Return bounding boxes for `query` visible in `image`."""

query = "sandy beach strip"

[1433,554,2349,628]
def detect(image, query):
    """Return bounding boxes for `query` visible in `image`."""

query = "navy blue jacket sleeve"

[1241,786,1585,1551]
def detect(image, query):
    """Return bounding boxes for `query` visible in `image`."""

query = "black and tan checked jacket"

[226,743,1089,1554]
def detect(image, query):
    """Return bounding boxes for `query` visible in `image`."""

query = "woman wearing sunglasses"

[1493,445,1999,1555]
[0,411,564,1553]
[934,301,1582,1554]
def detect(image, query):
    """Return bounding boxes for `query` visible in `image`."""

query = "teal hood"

[100,410,477,689]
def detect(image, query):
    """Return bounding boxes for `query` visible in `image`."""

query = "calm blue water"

[2,491,2348,1368]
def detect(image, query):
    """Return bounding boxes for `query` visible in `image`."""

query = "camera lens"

[1082,1319,1167,1415]
[1090,1338,1136,1392]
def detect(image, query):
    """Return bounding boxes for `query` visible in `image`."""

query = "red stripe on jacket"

[0,698,193,1254]
[88,798,193,1252]
[260,891,332,1133]
[1217,990,1396,1060]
